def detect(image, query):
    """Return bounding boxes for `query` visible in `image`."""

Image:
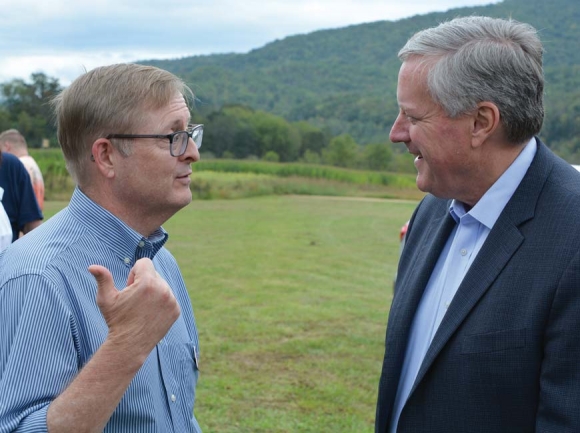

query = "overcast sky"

[0,0,502,85]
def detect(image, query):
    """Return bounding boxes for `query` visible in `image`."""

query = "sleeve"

[12,158,43,230]
[0,275,79,432]
[536,248,580,431]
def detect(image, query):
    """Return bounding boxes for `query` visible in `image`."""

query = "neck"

[12,149,28,158]
[462,139,528,208]
[80,185,168,238]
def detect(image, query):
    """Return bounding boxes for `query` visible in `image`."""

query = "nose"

[389,113,410,144]
[180,136,200,162]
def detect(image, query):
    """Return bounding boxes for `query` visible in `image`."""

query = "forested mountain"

[142,0,580,161]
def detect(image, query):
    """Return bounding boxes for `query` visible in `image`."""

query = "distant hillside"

[142,0,580,160]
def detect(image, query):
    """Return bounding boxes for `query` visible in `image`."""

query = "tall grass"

[30,149,423,201]
[29,148,76,201]
[192,159,418,188]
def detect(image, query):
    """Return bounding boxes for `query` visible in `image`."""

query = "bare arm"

[47,258,180,433]
[21,219,41,235]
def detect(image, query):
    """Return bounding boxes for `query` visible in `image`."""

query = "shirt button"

[460,249,467,256]
[123,257,131,264]
[138,241,145,248]
[171,394,176,402]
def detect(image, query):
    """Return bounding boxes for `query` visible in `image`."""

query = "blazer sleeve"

[536,248,580,431]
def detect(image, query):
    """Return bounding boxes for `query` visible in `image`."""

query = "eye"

[402,111,418,124]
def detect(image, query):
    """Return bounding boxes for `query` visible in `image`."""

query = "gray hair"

[51,63,193,185]
[399,16,544,144]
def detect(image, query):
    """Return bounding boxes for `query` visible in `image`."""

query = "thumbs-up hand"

[89,258,181,362]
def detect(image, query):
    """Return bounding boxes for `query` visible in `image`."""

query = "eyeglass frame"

[106,124,203,157]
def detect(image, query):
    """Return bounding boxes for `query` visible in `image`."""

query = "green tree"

[203,105,260,158]
[262,150,280,162]
[293,121,330,156]
[322,134,359,168]
[302,149,321,164]
[361,143,393,171]
[0,108,11,132]
[250,111,301,162]
[1,73,62,146]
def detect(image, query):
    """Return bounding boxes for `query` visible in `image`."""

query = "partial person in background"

[0,147,43,242]
[0,63,204,432]
[0,153,13,250]
[376,16,580,432]
[0,128,45,210]
[0,188,11,251]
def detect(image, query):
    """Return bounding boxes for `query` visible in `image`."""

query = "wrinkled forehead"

[397,60,431,102]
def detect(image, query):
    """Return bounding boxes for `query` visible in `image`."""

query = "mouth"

[409,149,423,161]
[176,172,192,179]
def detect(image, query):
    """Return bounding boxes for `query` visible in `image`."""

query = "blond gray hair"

[51,63,193,184]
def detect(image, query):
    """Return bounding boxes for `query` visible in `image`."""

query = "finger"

[126,267,136,287]
[128,258,156,286]
[88,265,117,307]
[133,257,154,270]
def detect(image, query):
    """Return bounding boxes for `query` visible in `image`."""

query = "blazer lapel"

[411,138,553,390]
[412,221,524,388]
[388,211,456,347]
[378,206,456,420]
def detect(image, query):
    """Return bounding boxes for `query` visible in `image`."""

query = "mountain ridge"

[141,0,580,159]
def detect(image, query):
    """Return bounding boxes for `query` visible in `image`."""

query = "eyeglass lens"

[171,127,203,156]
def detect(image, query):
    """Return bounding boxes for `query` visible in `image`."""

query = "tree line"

[0,73,413,173]
[143,0,580,163]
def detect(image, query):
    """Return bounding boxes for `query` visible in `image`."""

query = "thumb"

[89,264,117,308]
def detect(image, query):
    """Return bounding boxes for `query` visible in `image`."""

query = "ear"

[91,138,117,179]
[471,102,500,148]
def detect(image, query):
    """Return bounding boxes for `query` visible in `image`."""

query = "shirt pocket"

[163,341,199,425]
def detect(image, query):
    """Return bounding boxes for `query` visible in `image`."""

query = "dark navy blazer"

[376,139,580,432]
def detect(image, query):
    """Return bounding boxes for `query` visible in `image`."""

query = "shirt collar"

[450,137,537,229]
[68,187,168,266]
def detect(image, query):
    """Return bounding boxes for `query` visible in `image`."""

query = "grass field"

[44,195,418,432]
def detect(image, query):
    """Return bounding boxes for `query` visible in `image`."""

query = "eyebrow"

[167,119,189,131]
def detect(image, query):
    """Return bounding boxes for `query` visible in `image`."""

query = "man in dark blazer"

[375,16,580,432]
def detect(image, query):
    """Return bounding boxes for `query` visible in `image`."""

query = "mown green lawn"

[44,195,418,432]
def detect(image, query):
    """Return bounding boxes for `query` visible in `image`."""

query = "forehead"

[146,93,190,129]
[397,59,433,109]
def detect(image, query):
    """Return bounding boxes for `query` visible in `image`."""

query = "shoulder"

[19,155,42,173]
[413,195,449,223]
[0,152,26,171]
[534,146,580,207]
[154,247,182,279]
[0,152,31,189]
[154,247,189,290]
[0,208,81,279]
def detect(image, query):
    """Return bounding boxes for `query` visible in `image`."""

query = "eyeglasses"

[106,124,203,157]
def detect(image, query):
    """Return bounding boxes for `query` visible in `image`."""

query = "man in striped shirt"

[0,64,204,432]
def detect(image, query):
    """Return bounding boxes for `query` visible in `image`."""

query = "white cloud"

[0,0,502,85]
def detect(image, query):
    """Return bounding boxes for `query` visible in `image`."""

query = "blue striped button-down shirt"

[0,188,202,432]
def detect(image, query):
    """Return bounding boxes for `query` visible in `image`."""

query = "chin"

[415,174,428,193]
[164,193,192,212]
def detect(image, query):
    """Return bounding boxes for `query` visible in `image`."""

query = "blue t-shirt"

[0,152,43,241]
